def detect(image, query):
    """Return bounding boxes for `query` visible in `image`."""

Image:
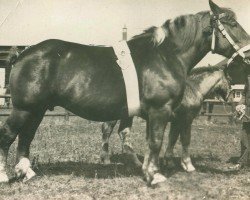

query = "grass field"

[0,108,249,200]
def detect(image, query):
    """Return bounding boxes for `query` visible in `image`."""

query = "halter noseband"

[210,11,250,66]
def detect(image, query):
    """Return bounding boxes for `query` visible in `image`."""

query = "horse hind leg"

[118,117,142,168]
[0,108,43,183]
[0,111,20,183]
[100,120,117,164]
[14,109,45,182]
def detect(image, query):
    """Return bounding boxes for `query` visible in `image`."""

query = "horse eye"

[232,21,237,27]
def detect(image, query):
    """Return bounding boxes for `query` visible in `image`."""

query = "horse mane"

[189,65,224,83]
[190,65,223,74]
[163,8,237,51]
[163,15,200,51]
[130,14,200,49]
[130,26,160,45]
[130,7,246,49]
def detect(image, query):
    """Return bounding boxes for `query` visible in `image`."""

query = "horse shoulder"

[141,68,184,105]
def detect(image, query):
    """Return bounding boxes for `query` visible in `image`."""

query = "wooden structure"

[0,46,26,87]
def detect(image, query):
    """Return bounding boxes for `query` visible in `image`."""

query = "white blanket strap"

[113,41,140,116]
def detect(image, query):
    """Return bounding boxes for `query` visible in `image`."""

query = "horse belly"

[56,72,128,121]
[62,96,127,121]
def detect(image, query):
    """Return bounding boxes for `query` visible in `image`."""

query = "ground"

[0,106,249,200]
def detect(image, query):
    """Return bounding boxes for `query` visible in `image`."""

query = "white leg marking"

[0,159,8,183]
[181,157,196,172]
[0,172,9,183]
[151,173,167,185]
[15,158,36,181]
[23,167,36,182]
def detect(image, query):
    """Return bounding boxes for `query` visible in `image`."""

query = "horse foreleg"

[100,120,117,164]
[15,109,45,182]
[180,123,195,172]
[164,121,181,168]
[118,117,142,168]
[143,106,170,186]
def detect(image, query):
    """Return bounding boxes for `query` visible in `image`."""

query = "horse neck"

[197,71,223,99]
[165,12,211,71]
[177,43,210,71]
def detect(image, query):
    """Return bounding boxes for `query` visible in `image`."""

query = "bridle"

[210,11,250,67]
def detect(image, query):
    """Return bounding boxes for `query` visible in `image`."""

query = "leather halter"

[210,12,250,66]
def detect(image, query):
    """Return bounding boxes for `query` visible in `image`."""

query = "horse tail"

[6,46,20,66]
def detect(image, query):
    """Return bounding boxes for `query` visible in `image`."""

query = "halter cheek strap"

[210,12,250,66]
[211,28,216,53]
[227,44,250,66]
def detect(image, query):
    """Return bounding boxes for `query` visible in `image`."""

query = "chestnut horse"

[164,66,231,172]
[101,66,231,172]
[0,0,249,185]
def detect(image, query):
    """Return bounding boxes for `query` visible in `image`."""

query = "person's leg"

[237,122,250,167]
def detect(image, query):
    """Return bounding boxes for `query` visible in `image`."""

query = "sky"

[0,0,250,68]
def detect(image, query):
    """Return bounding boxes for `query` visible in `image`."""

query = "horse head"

[142,0,250,70]
[213,65,232,102]
[208,0,250,65]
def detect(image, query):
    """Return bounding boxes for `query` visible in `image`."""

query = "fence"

[0,94,73,120]
[200,99,236,122]
[0,95,236,119]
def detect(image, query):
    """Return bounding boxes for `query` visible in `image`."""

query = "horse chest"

[141,69,184,104]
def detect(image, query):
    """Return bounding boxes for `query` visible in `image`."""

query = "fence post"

[64,109,69,121]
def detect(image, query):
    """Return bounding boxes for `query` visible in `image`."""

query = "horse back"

[10,39,128,120]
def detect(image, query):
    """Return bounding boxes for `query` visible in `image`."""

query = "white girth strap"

[113,41,140,116]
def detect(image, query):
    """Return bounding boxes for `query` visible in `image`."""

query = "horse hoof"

[15,158,31,178]
[228,164,241,171]
[151,173,167,186]
[101,158,111,165]
[102,159,111,165]
[100,153,111,165]
[23,168,36,183]
[181,158,196,172]
[0,172,9,183]
[186,165,196,172]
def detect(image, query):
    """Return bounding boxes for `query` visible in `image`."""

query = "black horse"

[0,0,249,185]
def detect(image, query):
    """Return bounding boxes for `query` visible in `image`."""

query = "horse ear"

[209,0,223,15]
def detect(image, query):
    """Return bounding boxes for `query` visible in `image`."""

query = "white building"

[231,84,245,102]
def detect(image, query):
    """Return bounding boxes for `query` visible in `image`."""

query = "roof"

[231,84,245,90]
